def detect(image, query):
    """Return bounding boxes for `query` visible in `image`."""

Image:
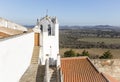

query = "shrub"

[64,49,76,57]
[99,50,113,59]
[64,49,91,58]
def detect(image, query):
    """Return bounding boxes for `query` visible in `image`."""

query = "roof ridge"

[61,56,88,60]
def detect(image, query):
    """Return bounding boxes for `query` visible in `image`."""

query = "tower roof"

[39,16,58,24]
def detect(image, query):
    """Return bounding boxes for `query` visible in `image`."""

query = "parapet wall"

[0,17,27,31]
[91,59,120,81]
[0,32,34,82]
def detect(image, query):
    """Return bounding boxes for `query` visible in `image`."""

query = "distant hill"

[23,25,35,28]
[23,25,120,31]
[60,25,120,31]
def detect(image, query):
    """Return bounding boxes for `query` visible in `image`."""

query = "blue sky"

[0,0,120,26]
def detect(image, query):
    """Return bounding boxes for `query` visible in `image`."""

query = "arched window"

[40,25,43,32]
[48,24,51,36]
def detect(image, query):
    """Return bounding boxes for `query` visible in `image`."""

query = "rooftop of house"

[0,26,26,39]
[103,73,119,82]
[61,57,118,82]
[0,31,10,38]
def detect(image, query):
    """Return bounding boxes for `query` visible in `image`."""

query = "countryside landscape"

[59,25,120,58]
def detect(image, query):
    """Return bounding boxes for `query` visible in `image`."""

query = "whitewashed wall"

[0,32,34,82]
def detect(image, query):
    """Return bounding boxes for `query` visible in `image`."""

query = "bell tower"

[33,16,59,65]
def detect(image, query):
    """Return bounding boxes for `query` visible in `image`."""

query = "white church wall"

[41,33,59,65]
[55,23,59,54]
[0,32,34,82]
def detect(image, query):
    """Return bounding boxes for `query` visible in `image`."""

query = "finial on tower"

[46,9,48,17]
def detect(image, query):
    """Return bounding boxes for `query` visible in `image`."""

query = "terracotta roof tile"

[61,57,108,82]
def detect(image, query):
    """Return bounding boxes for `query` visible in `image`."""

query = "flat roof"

[103,73,119,82]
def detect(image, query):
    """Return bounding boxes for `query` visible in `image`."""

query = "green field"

[78,37,120,44]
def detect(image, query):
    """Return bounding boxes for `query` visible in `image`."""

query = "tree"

[64,49,76,57]
[99,50,113,59]
[81,50,90,57]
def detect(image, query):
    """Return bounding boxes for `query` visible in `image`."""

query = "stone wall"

[91,59,120,81]
[0,17,27,31]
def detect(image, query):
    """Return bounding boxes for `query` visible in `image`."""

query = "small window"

[48,24,51,36]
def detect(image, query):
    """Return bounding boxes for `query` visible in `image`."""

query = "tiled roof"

[0,26,25,38]
[61,57,108,82]
[0,32,10,38]
[0,26,23,35]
